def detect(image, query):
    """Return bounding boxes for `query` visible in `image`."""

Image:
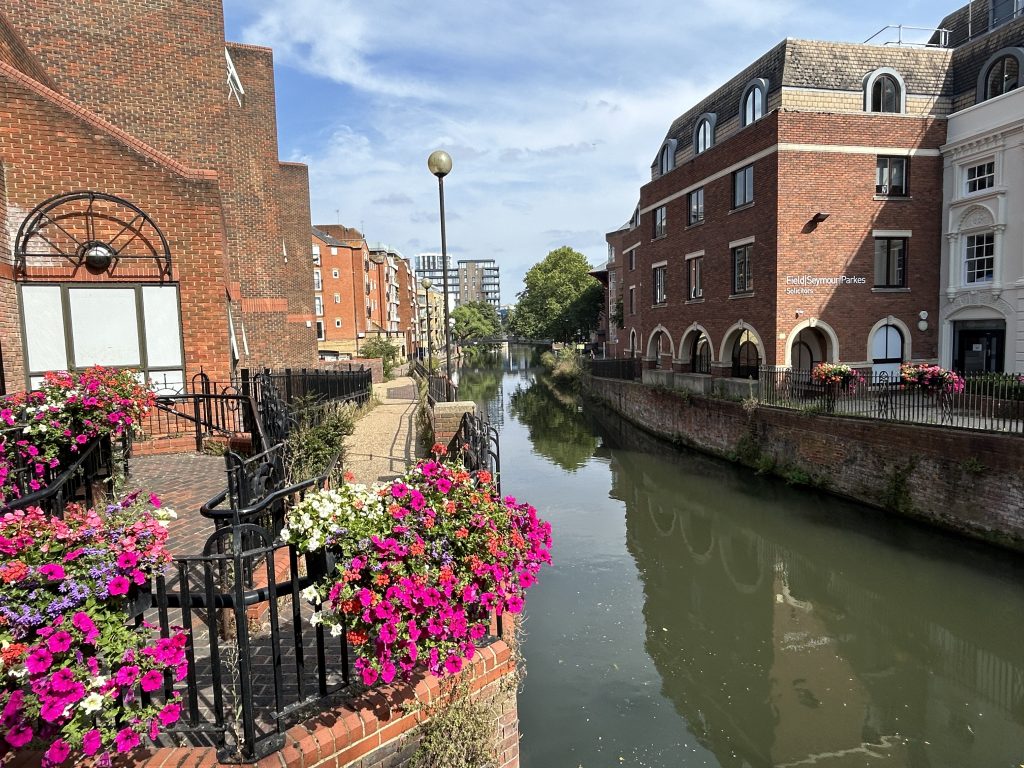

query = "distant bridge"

[461,336,553,347]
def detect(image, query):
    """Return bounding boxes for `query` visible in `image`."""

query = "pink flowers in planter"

[900,363,966,394]
[289,453,552,686]
[0,493,185,766]
[1,367,156,504]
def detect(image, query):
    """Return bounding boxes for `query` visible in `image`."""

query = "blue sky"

[223,0,952,304]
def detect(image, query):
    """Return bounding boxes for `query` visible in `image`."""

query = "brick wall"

[277,162,319,367]
[585,376,1024,549]
[433,401,476,446]
[5,640,519,768]
[0,65,232,388]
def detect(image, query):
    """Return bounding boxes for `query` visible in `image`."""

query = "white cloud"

[227,0,952,301]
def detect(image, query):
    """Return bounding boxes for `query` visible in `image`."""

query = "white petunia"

[81,692,105,713]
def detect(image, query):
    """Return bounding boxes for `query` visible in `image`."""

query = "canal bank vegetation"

[539,347,583,391]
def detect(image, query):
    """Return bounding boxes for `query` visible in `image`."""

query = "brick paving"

[126,452,229,556]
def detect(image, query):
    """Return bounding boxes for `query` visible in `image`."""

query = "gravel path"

[344,376,422,485]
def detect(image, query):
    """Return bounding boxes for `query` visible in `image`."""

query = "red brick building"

[312,225,371,358]
[0,0,317,394]
[602,35,953,383]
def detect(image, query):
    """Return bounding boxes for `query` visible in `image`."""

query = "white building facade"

[940,85,1024,372]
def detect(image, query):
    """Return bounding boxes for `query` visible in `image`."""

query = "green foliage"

[285,401,358,485]
[409,678,495,768]
[360,336,401,380]
[960,456,986,476]
[882,458,917,515]
[508,246,603,342]
[509,379,598,472]
[610,299,624,329]
[450,301,501,342]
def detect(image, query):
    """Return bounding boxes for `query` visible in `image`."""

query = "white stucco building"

[940,85,1024,373]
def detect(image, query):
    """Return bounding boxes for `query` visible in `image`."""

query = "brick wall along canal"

[464,350,1024,768]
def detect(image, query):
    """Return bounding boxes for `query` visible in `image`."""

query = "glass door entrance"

[953,321,1005,373]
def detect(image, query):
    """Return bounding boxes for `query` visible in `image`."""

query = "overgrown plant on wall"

[360,337,401,381]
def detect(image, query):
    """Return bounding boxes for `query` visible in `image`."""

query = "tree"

[507,246,602,342]
[359,336,400,380]
[450,301,501,342]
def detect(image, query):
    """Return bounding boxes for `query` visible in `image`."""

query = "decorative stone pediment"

[940,289,1013,320]
[958,204,995,232]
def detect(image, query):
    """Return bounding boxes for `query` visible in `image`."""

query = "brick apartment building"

[0,0,317,394]
[601,0,1024,379]
[313,227,419,360]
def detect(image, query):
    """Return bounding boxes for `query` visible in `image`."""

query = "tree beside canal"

[508,246,602,342]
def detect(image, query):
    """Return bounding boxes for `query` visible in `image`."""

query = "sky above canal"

[223,0,951,304]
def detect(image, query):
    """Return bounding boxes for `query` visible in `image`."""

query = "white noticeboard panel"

[21,285,68,373]
[69,288,141,367]
[142,286,183,367]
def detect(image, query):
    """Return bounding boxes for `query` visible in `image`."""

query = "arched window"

[693,113,716,155]
[629,329,638,357]
[986,55,1019,99]
[871,75,899,113]
[657,140,677,176]
[692,334,711,374]
[731,330,760,379]
[864,68,905,114]
[870,324,903,381]
[740,79,768,126]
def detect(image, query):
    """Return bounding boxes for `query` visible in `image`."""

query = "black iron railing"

[447,412,500,490]
[588,356,641,381]
[240,367,372,410]
[759,366,1024,434]
[1,433,123,516]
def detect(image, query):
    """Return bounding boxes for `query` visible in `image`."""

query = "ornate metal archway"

[14,191,172,280]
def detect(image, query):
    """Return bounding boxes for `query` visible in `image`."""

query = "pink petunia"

[158,701,181,727]
[4,722,33,748]
[108,575,131,596]
[117,551,140,569]
[114,727,140,752]
[38,564,65,581]
[140,669,163,692]
[82,730,102,757]
[44,738,71,766]
[25,647,53,674]
[360,665,379,686]
[46,631,73,654]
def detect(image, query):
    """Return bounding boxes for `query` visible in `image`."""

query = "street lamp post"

[421,277,433,370]
[427,149,454,400]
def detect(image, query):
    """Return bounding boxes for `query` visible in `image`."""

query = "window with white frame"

[965,161,995,194]
[334,293,341,304]
[694,117,714,155]
[608,243,616,263]
[688,188,704,225]
[332,268,340,278]
[653,206,667,239]
[312,244,321,265]
[964,233,995,284]
[742,81,766,126]
[686,252,703,300]
[653,263,667,304]
[331,247,338,255]
[314,296,323,316]
[313,269,322,291]
[315,320,325,341]
[335,319,342,328]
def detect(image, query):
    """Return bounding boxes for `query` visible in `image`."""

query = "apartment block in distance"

[415,252,457,309]
[600,0,1024,384]
[457,259,501,310]
[0,0,318,395]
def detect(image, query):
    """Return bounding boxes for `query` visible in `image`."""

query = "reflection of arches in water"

[647,497,676,537]
[719,533,764,594]
[680,508,715,563]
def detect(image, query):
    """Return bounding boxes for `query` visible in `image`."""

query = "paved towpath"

[344,376,422,485]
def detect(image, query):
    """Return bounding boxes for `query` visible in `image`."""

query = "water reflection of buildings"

[598,412,1024,768]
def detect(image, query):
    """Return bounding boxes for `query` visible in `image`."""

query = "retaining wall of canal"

[584,375,1024,550]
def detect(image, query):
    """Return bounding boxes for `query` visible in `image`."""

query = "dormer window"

[631,205,641,230]
[976,48,1024,102]
[657,140,677,176]
[864,68,906,114]
[693,113,717,155]
[740,79,768,126]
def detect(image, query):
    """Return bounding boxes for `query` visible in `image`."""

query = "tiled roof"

[311,226,344,246]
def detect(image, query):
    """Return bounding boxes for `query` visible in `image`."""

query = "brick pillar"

[433,401,476,446]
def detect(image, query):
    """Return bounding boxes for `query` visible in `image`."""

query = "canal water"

[458,349,1024,768]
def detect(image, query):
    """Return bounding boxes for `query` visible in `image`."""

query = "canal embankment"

[583,374,1024,550]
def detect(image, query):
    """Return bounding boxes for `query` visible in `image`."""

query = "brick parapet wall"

[433,401,476,447]
[7,641,518,768]
[585,375,1024,549]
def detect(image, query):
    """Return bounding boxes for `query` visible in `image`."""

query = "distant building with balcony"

[415,253,457,310]
[457,259,501,309]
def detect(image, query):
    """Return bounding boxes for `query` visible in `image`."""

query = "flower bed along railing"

[759,366,1024,433]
